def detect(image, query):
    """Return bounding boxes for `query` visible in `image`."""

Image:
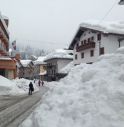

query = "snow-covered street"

[0,86,47,127]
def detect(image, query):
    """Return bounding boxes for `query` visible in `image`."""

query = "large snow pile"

[20,47,124,127]
[0,76,25,95]
[80,20,124,35]
[0,76,39,95]
[60,61,74,74]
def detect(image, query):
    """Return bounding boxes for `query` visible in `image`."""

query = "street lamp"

[119,0,124,5]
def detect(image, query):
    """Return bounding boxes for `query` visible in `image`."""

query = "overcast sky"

[0,0,124,50]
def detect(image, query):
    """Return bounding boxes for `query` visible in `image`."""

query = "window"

[54,70,56,74]
[76,43,79,48]
[91,36,94,41]
[75,54,77,59]
[81,41,84,45]
[84,40,86,44]
[81,52,84,58]
[90,50,94,57]
[100,47,104,55]
[97,33,101,41]
[88,38,90,43]
[87,62,93,64]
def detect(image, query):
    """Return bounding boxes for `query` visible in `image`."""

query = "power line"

[99,0,118,24]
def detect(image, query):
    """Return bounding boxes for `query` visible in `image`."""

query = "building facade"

[0,12,16,79]
[69,21,124,65]
[20,60,34,79]
[33,62,47,80]
[45,58,72,81]
[33,56,47,80]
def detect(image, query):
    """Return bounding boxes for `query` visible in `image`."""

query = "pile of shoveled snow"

[13,78,39,92]
[0,76,25,95]
[60,61,74,74]
[20,47,124,127]
[0,76,39,95]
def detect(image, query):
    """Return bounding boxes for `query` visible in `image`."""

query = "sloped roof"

[2,15,9,20]
[80,20,124,35]
[69,20,124,50]
[34,56,47,65]
[20,60,32,67]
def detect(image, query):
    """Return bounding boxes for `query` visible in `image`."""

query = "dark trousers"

[29,88,32,95]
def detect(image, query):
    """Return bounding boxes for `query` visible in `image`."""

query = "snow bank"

[0,76,39,95]
[0,76,24,95]
[20,47,124,127]
[13,78,39,93]
[60,61,74,74]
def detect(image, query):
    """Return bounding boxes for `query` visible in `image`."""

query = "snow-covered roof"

[20,60,32,67]
[69,20,124,50]
[80,20,124,35]
[34,56,47,65]
[44,49,73,61]
[30,55,37,61]
[2,15,9,20]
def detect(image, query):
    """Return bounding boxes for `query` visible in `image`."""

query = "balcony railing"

[76,42,95,52]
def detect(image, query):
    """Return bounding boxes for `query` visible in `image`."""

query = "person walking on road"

[41,81,44,86]
[29,82,34,95]
[34,79,36,83]
[38,80,41,86]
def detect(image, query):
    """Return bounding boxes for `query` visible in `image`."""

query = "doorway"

[0,69,5,77]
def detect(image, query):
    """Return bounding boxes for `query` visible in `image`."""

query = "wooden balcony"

[76,42,95,52]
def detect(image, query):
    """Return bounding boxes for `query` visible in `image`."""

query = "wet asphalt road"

[0,86,48,127]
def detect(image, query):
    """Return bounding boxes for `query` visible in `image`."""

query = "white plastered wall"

[73,30,124,65]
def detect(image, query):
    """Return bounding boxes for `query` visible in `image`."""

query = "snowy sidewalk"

[0,86,48,127]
